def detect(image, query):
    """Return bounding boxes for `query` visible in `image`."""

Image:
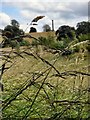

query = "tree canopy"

[76,21,90,36]
[42,24,51,32]
[55,25,75,40]
[2,19,24,39]
[11,19,20,28]
[2,19,24,47]
[29,27,37,33]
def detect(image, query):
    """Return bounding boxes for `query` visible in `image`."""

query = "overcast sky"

[0,0,89,33]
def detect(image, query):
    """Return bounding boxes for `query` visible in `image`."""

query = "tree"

[42,24,51,32]
[76,21,90,36]
[29,27,37,33]
[2,19,24,47]
[55,25,75,40]
[2,19,24,39]
[11,19,20,28]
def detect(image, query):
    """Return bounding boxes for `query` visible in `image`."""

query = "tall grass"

[1,33,90,119]
[2,45,89,119]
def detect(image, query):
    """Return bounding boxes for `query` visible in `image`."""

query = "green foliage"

[69,40,89,54]
[50,41,65,49]
[43,24,51,32]
[1,20,90,119]
[32,33,89,56]
[38,36,51,46]
[32,35,69,50]
[2,39,30,48]
[78,33,90,42]
[72,45,80,53]
[2,49,89,119]
[2,19,24,48]
[32,36,53,47]
[76,21,90,36]
[56,25,75,40]
[11,19,20,28]
[68,39,79,48]
[19,39,30,46]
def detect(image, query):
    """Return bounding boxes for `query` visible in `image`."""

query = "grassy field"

[1,42,90,119]
[24,31,55,43]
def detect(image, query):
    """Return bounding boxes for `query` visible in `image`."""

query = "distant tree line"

[55,21,90,40]
[29,24,51,33]
[1,19,90,48]
[2,19,24,39]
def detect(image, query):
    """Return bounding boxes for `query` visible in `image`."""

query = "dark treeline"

[55,21,90,40]
[1,19,90,48]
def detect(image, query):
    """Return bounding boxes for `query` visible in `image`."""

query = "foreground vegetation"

[0,20,90,119]
[1,39,90,119]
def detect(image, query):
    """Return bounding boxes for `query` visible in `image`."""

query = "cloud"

[20,10,32,20]
[68,2,88,17]
[19,2,88,19]
[0,1,88,32]
[1,0,89,2]
[0,12,11,29]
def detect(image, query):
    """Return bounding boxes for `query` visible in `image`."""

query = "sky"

[0,0,89,33]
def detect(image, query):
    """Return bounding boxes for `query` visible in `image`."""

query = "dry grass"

[0,35,3,42]
[1,32,89,119]
[3,48,89,86]
[0,31,55,44]
[2,46,90,119]
[24,31,55,43]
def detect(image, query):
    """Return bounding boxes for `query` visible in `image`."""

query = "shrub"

[32,35,67,50]
[32,36,54,47]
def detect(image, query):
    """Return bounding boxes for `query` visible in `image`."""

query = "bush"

[38,36,49,46]
[50,41,66,49]
[32,36,67,50]
[32,36,54,47]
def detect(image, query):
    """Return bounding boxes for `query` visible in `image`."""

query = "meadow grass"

[2,45,89,119]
